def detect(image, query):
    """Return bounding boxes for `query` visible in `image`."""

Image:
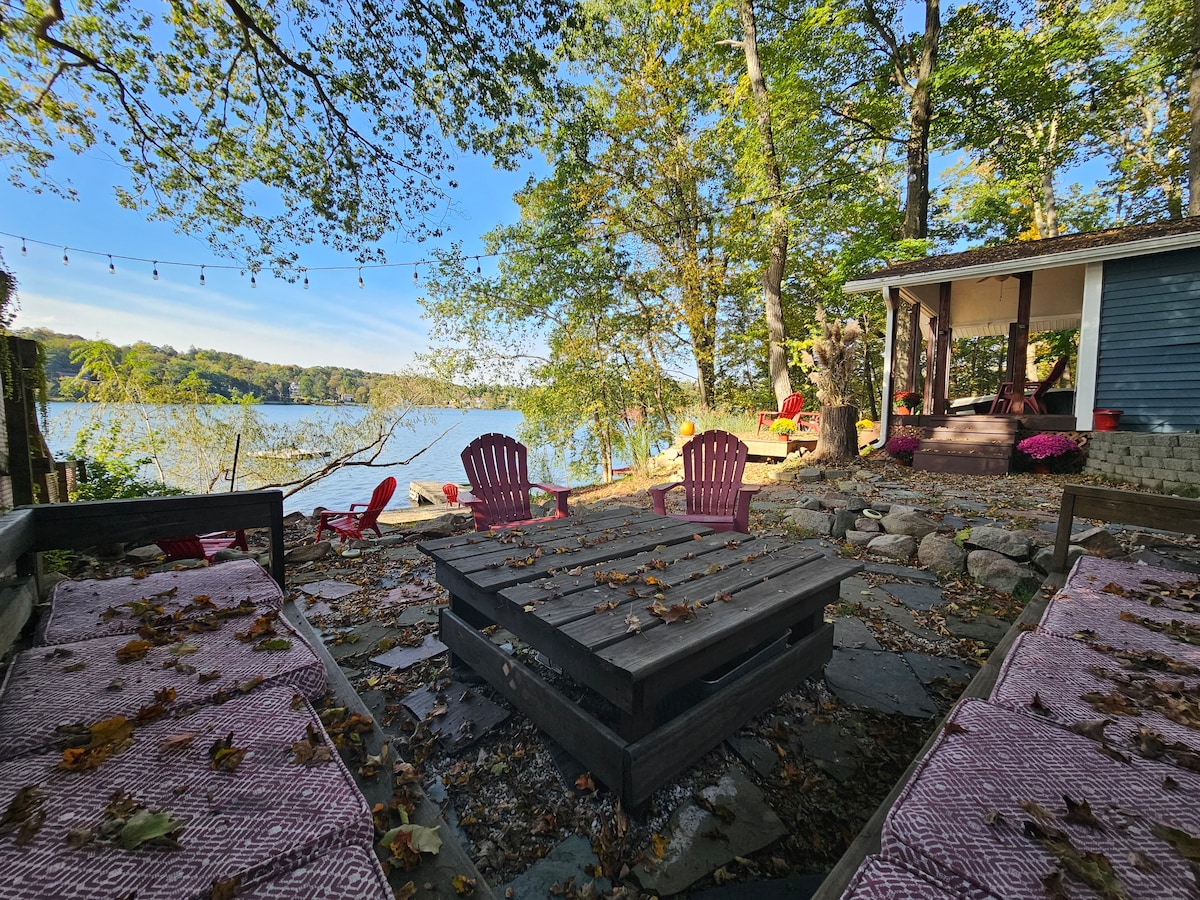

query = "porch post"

[877,286,897,444]
[1074,262,1104,430]
[929,282,952,416]
[906,300,922,392]
[1010,272,1033,414]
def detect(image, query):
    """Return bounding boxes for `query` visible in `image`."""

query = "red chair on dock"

[315,476,396,542]
[157,531,249,563]
[756,391,820,435]
[460,433,570,531]
[649,429,760,533]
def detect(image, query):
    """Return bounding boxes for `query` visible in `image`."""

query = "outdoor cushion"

[842,855,980,899]
[1038,557,1200,667]
[0,611,325,761]
[37,559,282,645]
[237,844,391,900]
[991,630,1200,766]
[0,687,375,900]
[880,699,1200,899]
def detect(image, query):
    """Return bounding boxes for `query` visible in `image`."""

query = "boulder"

[918,533,967,576]
[770,469,797,483]
[881,508,939,540]
[1073,526,1123,558]
[1032,544,1090,575]
[211,548,258,563]
[845,531,876,547]
[125,544,164,564]
[285,541,332,563]
[797,495,823,510]
[967,550,1040,594]
[964,526,1031,560]
[796,468,824,483]
[788,508,833,536]
[820,492,851,510]
[854,518,882,533]
[867,534,918,561]
[832,509,859,539]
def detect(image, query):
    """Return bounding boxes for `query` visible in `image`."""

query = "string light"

[476,258,481,275]
[152,261,159,280]
[303,269,309,290]
[250,273,256,289]
[412,266,418,284]
[199,265,206,286]
[108,255,115,275]
[21,238,27,255]
[357,267,364,289]
[62,247,69,266]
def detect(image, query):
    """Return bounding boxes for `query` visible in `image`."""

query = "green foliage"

[68,423,183,501]
[2,0,569,267]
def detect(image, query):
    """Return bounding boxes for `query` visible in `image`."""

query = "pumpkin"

[680,420,696,436]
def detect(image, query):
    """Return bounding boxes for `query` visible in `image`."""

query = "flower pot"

[895,406,911,416]
[1093,409,1123,432]
[777,432,790,441]
[1032,463,1051,474]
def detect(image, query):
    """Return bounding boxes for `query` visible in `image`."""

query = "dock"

[409,480,468,506]
[743,433,817,459]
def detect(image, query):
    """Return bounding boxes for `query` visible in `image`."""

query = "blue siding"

[1098,247,1200,432]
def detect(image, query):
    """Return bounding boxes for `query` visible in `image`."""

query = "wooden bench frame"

[0,491,285,659]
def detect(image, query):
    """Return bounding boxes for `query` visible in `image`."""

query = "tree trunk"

[739,0,792,406]
[811,405,860,463]
[1191,0,1200,216]
[901,0,940,240]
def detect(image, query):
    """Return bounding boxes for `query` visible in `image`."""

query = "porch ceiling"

[900,265,1085,338]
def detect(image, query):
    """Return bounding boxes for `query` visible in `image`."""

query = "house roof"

[844,217,1200,293]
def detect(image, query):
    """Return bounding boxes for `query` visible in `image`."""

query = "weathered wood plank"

[624,624,834,807]
[0,576,36,660]
[0,509,35,575]
[438,609,627,795]
[417,506,647,555]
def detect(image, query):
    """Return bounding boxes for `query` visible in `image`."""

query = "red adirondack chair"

[156,530,248,563]
[315,476,397,542]
[442,483,460,506]
[460,433,571,531]
[649,429,760,533]
[989,356,1070,415]
[756,391,821,435]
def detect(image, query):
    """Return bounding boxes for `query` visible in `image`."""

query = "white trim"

[1075,261,1104,431]
[844,231,1200,294]
[872,286,895,449]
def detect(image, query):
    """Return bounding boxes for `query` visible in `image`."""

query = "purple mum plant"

[1016,433,1079,460]
[885,434,920,464]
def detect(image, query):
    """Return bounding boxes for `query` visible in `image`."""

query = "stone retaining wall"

[1085,431,1200,494]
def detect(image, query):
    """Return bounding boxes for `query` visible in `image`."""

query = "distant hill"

[20,328,517,408]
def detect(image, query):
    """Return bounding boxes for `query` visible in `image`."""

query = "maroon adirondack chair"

[460,433,571,531]
[756,391,821,435]
[649,429,760,533]
[156,530,249,563]
[989,356,1069,415]
[315,476,397,542]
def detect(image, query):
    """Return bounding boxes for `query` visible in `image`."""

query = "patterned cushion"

[1039,557,1200,666]
[237,844,391,900]
[992,631,1200,766]
[843,855,981,899]
[38,560,282,646]
[881,700,1200,899]
[0,688,374,900]
[0,611,325,761]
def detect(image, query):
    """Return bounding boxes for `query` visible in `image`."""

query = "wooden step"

[918,440,1012,458]
[913,451,1010,475]
[920,416,1019,436]
[924,428,1016,443]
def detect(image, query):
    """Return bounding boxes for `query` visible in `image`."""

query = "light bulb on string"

[476,258,481,275]
[303,270,309,290]
[21,238,27,255]
[357,267,364,289]
[62,247,69,266]
[152,261,159,280]
[250,273,256,289]
[412,266,418,284]
[108,255,115,275]
[199,266,206,286]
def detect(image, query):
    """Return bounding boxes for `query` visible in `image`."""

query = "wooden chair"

[989,356,1069,415]
[441,483,460,506]
[648,429,760,533]
[460,433,571,531]
[756,391,820,435]
[315,476,397,542]
[156,531,248,563]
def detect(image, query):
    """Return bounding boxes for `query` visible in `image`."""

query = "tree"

[2,0,568,266]
[804,306,862,462]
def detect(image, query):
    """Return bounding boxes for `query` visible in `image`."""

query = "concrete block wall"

[1085,432,1200,494]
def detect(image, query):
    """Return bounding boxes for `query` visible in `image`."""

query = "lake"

[43,403,575,515]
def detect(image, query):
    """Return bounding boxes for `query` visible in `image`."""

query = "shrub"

[885,434,920,464]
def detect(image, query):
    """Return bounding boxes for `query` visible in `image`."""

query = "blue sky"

[1,148,537,372]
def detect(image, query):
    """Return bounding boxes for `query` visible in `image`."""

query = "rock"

[285,541,332,563]
[503,835,610,899]
[371,634,448,669]
[1032,544,1090,575]
[832,509,859,539]
[796,468,824,483]
[282,511,309,526]
[633,766,787,896]
[854,518,882,533]
[787,508,833,535]
[770,469,796,483]
[837,480,865,494]
[795,719,858,782]
[125,544,164,564]
[882,582,944,611]
[299,579,360,600]
[824,648,937,718]
[943,613,1012,646]
[824,469,853,480]
[918,533,967,576]
[832,617,881,650]
[726,735,778,778]
[881,509,938,539]
[845,530,876,547]
[867,534,918,562]
[863,562,938,583]
[797,494,823,510]
[1073,526,1123,558]
[964,526,1031,560]
[966,550,1039,594]
[211,548,258,563]
[820,492,851,510]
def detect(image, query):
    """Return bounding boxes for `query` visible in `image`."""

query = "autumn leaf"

[575,773,595,792]
[208,733,248,772]
[159,733,196,753]
[661,603,694,624]
[57,716,134,771]
[593,600,619,613]
[210,877,240,900]
[253,638,292,653]
[381,824,442,869]
[1063,795,1105,831]
[117,808,186,850]
[624,614,642,634]
[1,785,46,847]
[650,832,668,858]
[1151,822,1200,861]
[116,640,153,663]
[394,882,417,900]
[452,874,477,894]
[292,722,335,766]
